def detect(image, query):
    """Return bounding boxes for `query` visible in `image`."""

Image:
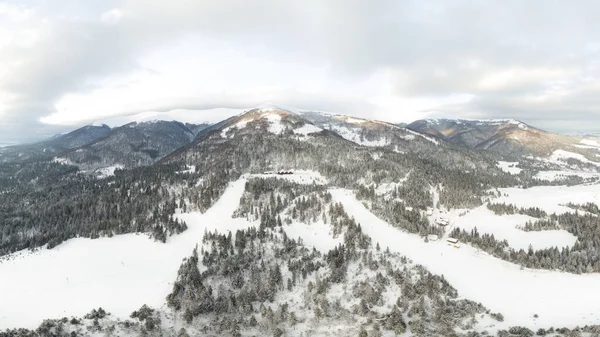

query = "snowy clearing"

[265,114,285,134]
[497,161,522,175]
[534,170,600,181]
[249,170,328,185]
[220,120,250,138]
[404,128,440,145]
[495,184,600,214]
[452,206,576,250]
[176,165,196,174]
[293,123,323,136]
[581,139,600,148]
[549,149,600,167]
[0,177,255,329]
[325,125,390,147]
[52,157,73,165]
[95,165,124,178]
[283,221,341,253]
[330,188,600,330]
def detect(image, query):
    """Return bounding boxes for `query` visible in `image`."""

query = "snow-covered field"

[534,170,600,181]
[4,168,600,331]
[326,124,391,147]
[95,164,124,178]
[283,221,341,252]
[451,207,576,250]
[549,149,600,167]
[496,184,600,214]
[331,187,600,330]
[293,123,323,136]
[497,161,522,175]
[0,178,255,329]
[249,170,328,185]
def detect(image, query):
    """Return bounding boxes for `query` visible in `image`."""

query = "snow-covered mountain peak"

[219,107,322,138]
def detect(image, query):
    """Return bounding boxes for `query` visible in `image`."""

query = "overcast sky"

[1,0,599,144]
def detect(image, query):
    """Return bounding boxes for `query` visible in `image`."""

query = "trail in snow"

[330,188,600,330]
[0,178,254,330]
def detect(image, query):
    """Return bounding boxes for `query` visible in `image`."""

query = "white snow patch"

[453,206,576,251]
[327,125,390,147]
[534,170,600,181]
[343,117,366,124]
[95,165,124,178]
[283,222,341,253]
[549,149,600,167]
[293,123,322,136]
[220,120,250,138]
[249,170,328,185]
[496,184,600,215]
[404,128,440,145]
[176,165,196,174]
[581,139,600,147]
[0,178,255,329]
[497,161,522,175]
[330,188,600,330]
[399,134,416,141]
[52,157,72,165]
[265,114,285,135]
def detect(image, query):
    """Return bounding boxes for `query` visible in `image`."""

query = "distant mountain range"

[407,118,596,160]
[1,107,599,172]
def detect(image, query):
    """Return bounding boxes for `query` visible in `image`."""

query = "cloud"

[1,0,600,144]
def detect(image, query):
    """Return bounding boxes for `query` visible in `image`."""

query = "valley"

[1,107,600,336]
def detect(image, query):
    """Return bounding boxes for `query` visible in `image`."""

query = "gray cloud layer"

[1,0,600,143]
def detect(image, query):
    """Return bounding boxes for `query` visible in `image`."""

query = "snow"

[549,149,600,167]
[265,114,285,135]
[330,188,600,330]
[534,170,600,181]
[581,139,600,147]
[497,161,522,175]
[220,120,250,138]
[342,117,366,125]
[495,184,600,214]
[404,128,440,145]
[452,206,576,251]
[398,134,415,141]
[293,124,323,136]
[283,221,341,253]
[95,165,124,178]
[249,170,328,185]
[176,165,196,174]
[326,125,390,147]
[0,177,255,329]
[221,111,291,137]
[97,108,245,128]
[52,157,72,165]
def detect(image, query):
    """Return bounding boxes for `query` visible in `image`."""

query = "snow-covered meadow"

[0,178,255,329]
[249,170,328,185]
[451,207,576,251]
[3,167,600,332]
[331,184,600,331]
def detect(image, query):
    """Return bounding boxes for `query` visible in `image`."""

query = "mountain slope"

[59,120,196,168]
[407,118,586,158]
[298,111,504,173]
[0,124,111,163]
